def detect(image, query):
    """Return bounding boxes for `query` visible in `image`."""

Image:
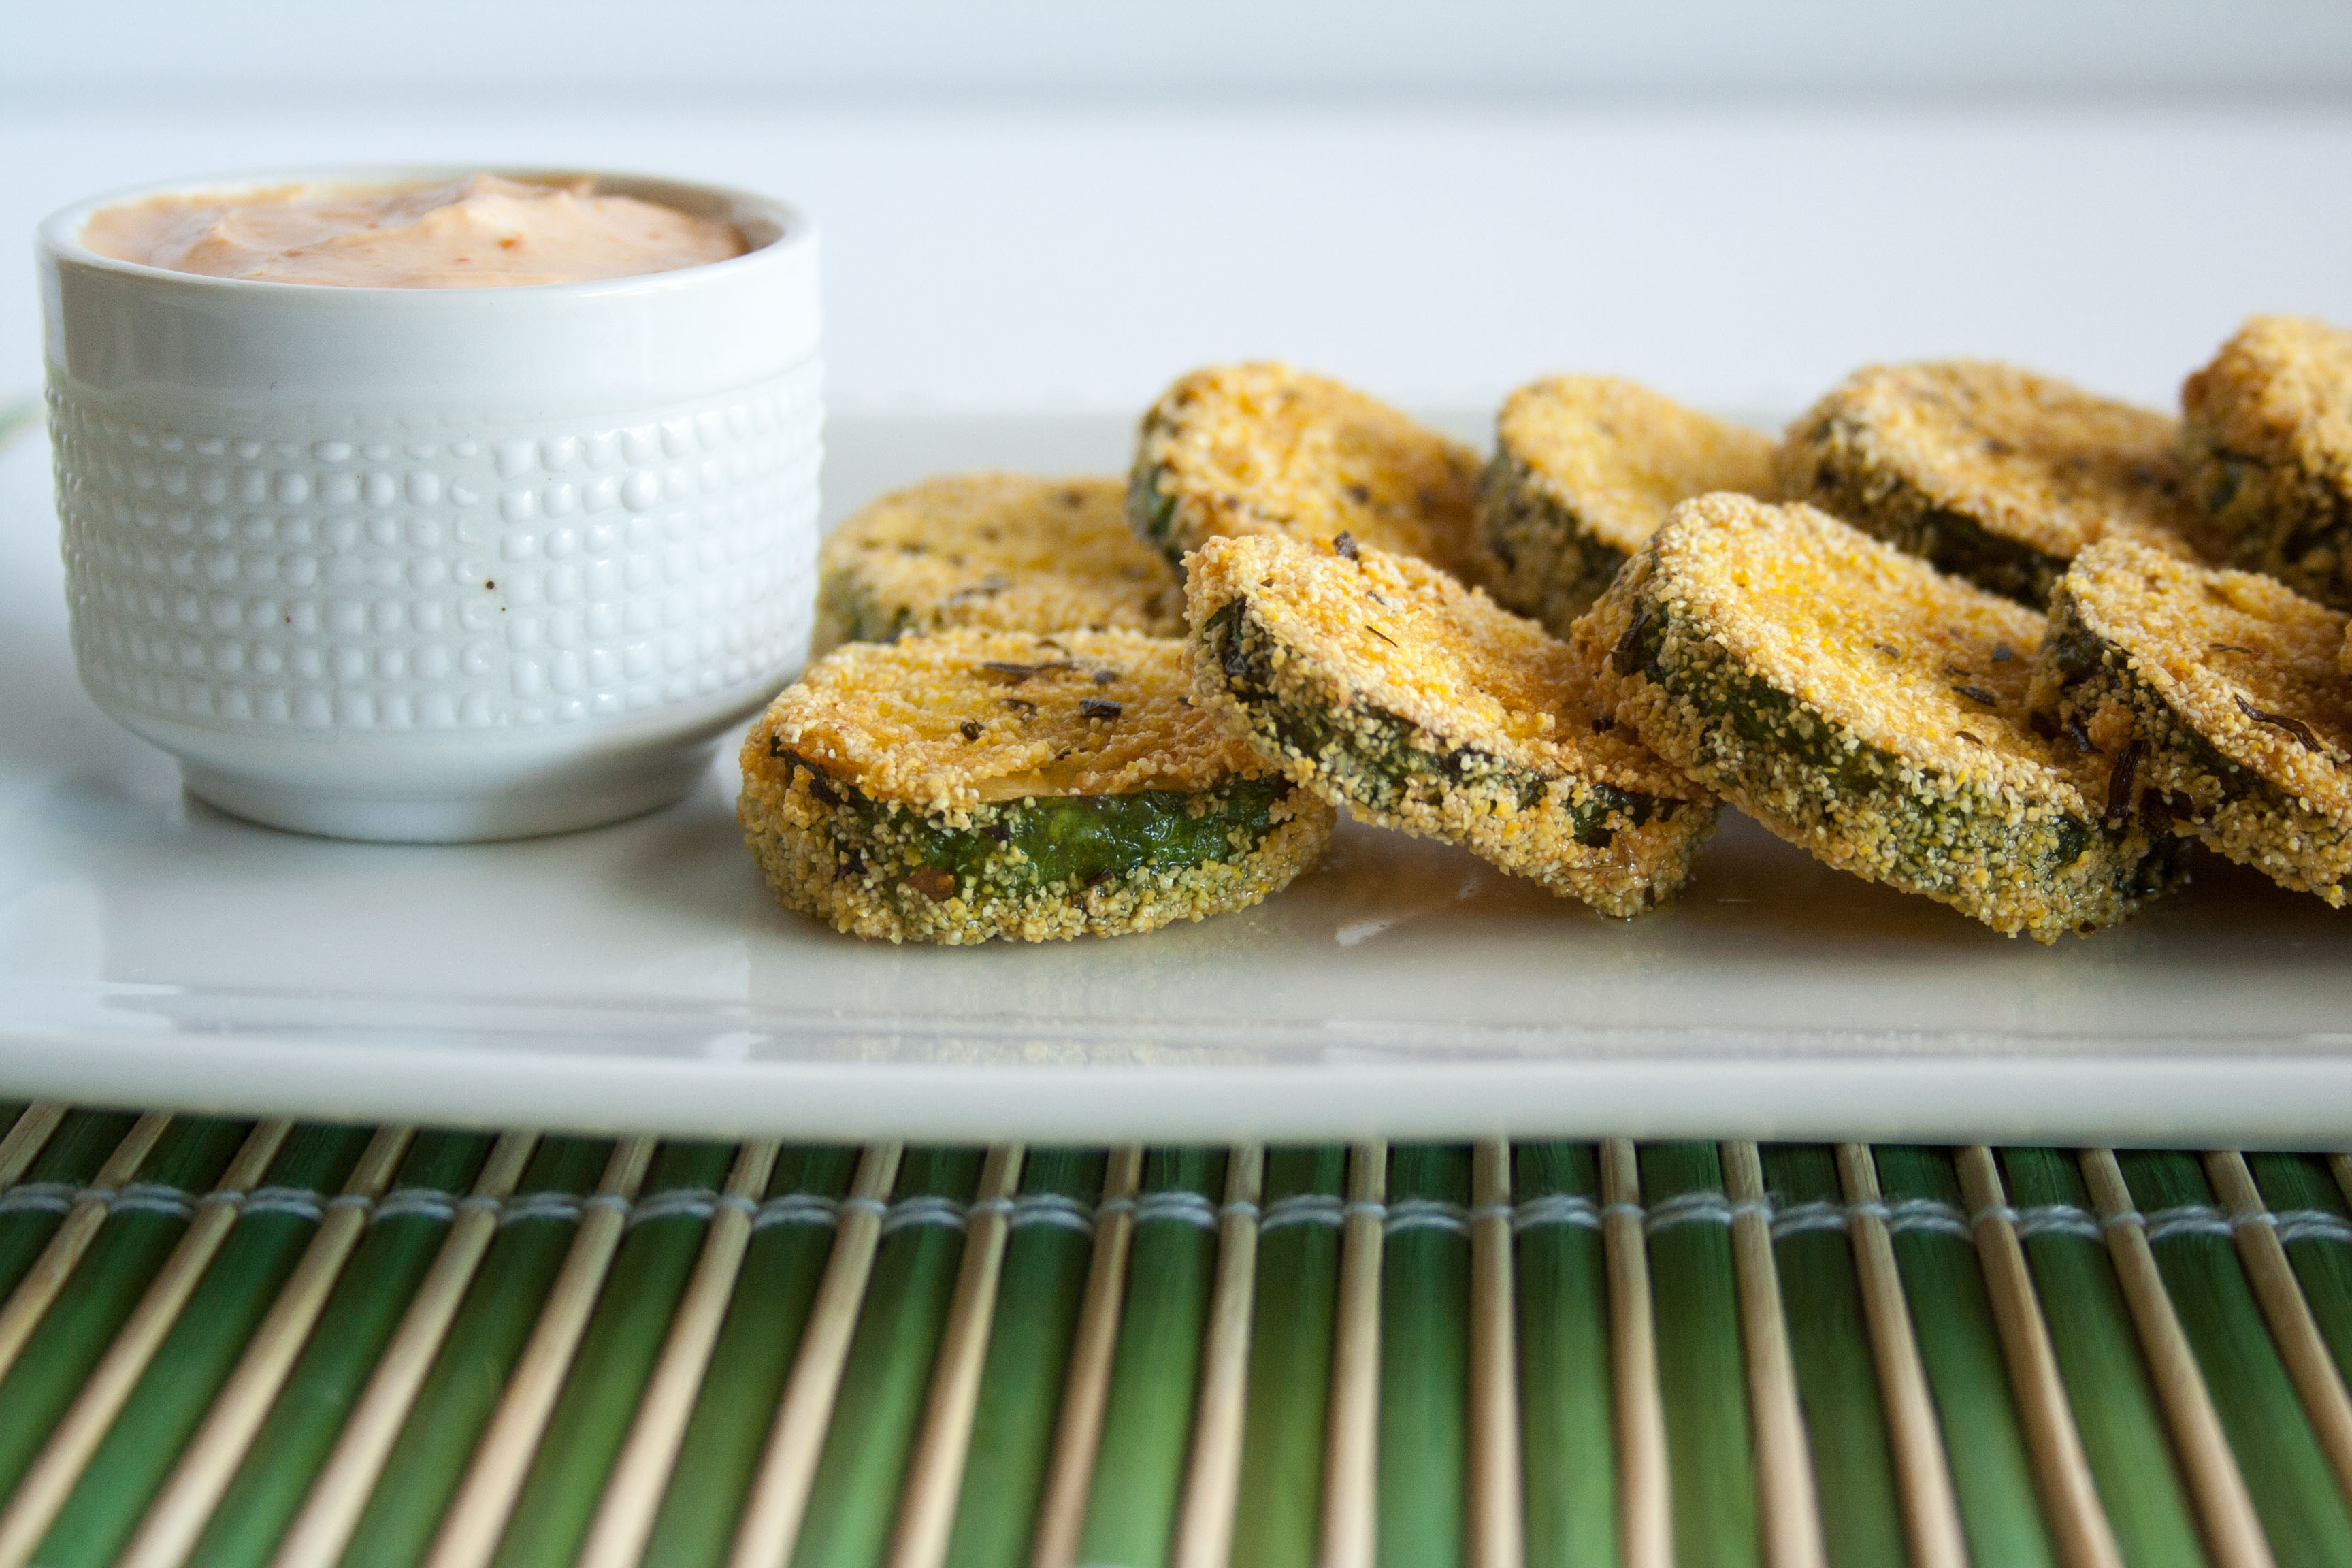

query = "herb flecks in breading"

[740,628,1333,943]
[1779,360,2212,607]
[1129,362,1490,583]
[1479,374,1777,634]
[1185,530,1716,918]
[2182,316,2352,611]
[1577,495,2186,941]
[2033,538,2352,906]
[811,473,1182,657]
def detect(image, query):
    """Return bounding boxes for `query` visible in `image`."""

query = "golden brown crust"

[758,628,1269,812]
[1130,362,1490,583]
[1184,530,1715,917]
[1778,360,2211,606]
[2037,538,2352,903]
[1575,495,2185,940]
[1480,374,1776,632]
[810,473,1181,657]
[740,625,1333,943]
[2180,316,2352,610]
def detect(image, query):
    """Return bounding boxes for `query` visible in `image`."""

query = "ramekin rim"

[35,164,813,301]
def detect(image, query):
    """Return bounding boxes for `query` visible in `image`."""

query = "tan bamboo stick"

[1169,1144,1264,1568]
[266,1129,540,1568]
[0,1117,293,1568]
[0,1110,172,1386]
[0,1102,67,1188]
[116,1125,415,1568]
[1953,1146,2122,1568]
[2206,1150,2352,1504]
[2330,1154,2352,1215]
[2080,1149,2275,1568]
[1602,1139,1670,1568]
[1834,1144,1967,1568]
[1028,1145,1142,1568]
[572,1139,782,1568]
[1320,1140,1386,1568]
[1721,1141,1825,1568]
[1467,1139,1524,1568]
[728,1141,905,1568]
[883,1145,1028,1568]
[418,1135,656,1568]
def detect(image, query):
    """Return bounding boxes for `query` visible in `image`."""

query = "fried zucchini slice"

[740,628,1333,943]
[2034,538,2352,904]
[1184,530,1716,918]
[1129,362,1489,583]
[1575,495,2187,941]
[1479,374,1776,635]
[1778,360,2209,607]
[811,474,1182,657]
[2182,316,2352,611]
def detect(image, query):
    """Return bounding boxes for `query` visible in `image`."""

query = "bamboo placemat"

[1,1104,2351,1567]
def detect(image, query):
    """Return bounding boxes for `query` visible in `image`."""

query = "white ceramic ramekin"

[37,166,821,841]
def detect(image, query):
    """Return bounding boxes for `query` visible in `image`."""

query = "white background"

[3,3,2350,421]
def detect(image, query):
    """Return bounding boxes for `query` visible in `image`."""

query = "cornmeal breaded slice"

[740,629,1333,944]
[1575,495,2187,941]
[2034,538,2352,904]
[1185,530,1716,917]
[2182,316,2352,611]
[1129,362,1489,583]
[1779,360,2210,608]
[1479,374,1776,635]
[810,474,1182,657]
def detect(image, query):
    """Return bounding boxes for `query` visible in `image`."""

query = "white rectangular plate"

[2,414,2348,1146]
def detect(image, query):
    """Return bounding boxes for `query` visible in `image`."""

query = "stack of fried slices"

[743,321,2352,945]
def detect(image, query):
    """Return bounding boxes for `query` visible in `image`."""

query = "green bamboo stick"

[639,1145,863,1568]
[31,1122,374,1568]
[1998,1147,2207,1568]
[2244,1153,2352,1390]
[1639,1141,1759,1568]
[790,1146,987,1568]
[1074,1147,1229,1568]
[1380,1143,1473,1568]
[186,1130,497,1568]
[1868,1145,2054,1568]
[1758,1144,1905,1568]
[1512,1141,1614,1568]
[336,1134,615,1568]
[944,1147,1109,1568]
[0,1115,251,1502]
[0,1109,141,1301]
[1230,1145,1347,1568]
[487,1140,742,1566]
[2113,1150,2352,1568]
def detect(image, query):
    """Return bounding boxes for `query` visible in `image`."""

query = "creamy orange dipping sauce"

[81,174,748,287]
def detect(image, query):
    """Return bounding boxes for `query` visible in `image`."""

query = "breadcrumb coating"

[740,627,1332,943]
[2181,316,2352,610]
[1129,362,1490,583]
[757,628,1264,812]
[738,773,1330,945]
[811,473,1182,657]
[1184,530,1716,917]
[1480,374,1776,634]
[1780,360,2210,606]
[2036,538,2352,904]
[1576,495,2186,940]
